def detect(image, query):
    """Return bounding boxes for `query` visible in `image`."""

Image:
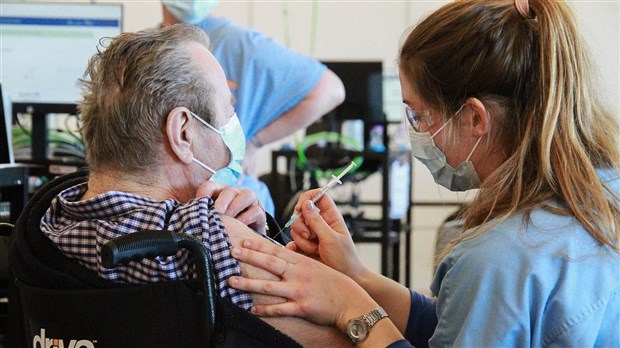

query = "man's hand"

[196,181,266,234]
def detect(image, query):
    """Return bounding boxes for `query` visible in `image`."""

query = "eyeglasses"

[404,104,432,132]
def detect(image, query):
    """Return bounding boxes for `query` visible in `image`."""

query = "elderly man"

[35,24,348,346]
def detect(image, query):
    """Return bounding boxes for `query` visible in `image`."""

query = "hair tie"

[514,0,533,18]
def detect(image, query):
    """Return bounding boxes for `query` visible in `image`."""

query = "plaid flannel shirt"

[40,182,255,310]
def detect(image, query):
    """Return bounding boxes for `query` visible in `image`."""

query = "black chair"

[7,171,301,348]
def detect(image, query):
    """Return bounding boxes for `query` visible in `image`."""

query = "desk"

[0,164,30,223]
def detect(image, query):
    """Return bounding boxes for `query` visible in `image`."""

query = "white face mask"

[162,0,218,24]
[190,111,245,187]
[408,105,482,192]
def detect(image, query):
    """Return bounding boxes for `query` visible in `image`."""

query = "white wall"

[111,0,619,116]
[17,0,620,293]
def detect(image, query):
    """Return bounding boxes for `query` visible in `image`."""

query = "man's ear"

[165,107,194,164]
[465,97,490,137]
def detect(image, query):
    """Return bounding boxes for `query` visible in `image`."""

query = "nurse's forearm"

[355,267,413,334]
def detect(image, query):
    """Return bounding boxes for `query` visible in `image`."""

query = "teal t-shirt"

[430,170,620,347]
[195,16,326,141]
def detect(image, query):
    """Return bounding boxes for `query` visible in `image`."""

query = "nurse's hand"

[196,181,266,234]
[228,238,379,333]
[288,189,367,283]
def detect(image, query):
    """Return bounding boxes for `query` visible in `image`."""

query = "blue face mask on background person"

[162,0,218,24]
[190,110,245,187]
[408,106,482,192]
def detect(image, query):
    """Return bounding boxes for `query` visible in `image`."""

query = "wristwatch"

[345,307,388,344]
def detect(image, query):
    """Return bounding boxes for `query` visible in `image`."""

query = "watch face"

[347,319,369,342]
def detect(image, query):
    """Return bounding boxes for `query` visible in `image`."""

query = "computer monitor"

[302,62,386,177]
[0,2,123,109]
[1,3,122,161]
[323,61,384,124]
[307,61,384,148]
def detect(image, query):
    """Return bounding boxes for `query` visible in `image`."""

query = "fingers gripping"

[301,200,331,239]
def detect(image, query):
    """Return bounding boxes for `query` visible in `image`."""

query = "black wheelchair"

[3,171,300,347]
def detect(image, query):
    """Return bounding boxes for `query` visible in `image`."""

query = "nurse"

[228,0,620,347]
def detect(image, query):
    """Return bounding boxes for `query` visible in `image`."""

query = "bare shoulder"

[219,214,280,285]
[219,214,271,249]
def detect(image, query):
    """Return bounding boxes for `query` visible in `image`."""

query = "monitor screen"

[322,61,384,123]
[0,3,122,106]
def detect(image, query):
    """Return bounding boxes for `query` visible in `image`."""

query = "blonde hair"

[79,24,215,173]
[399,0,620,263]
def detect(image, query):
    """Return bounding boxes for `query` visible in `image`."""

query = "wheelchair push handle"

[100,231,215,294]
[101,230,182,268]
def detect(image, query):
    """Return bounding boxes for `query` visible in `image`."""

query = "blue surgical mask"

[190,111,245,187]
[162,0,218,24]
[408,105,482,191]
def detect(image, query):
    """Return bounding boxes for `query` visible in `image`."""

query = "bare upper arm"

[219,215,350,347]
[220,214,283,305]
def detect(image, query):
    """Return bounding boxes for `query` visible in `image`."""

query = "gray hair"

[79,24,215,172]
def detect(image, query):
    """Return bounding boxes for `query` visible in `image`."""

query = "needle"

[272,161,357,242]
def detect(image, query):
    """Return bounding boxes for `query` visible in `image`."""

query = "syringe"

[272,161,357,241]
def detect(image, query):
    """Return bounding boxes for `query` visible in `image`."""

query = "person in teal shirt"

[226,0,620,347]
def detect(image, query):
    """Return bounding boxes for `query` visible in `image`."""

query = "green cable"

[296,131,364,180]
[11,126,84,152]
[64,115,84,146]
